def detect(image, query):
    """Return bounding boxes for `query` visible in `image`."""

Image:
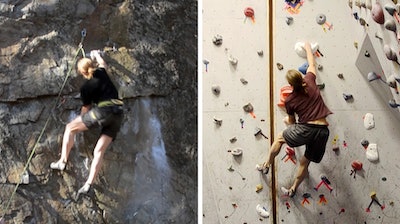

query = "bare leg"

[59,116,88,163]
[51,116,88,170]
[263,132,286,169]
[290,155,310,192]
[85,134,113,185]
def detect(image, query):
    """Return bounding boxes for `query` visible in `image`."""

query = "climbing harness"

[1,29,87,220]
[97,99,124,107]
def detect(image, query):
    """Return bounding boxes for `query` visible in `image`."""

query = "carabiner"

[81,28,87,38]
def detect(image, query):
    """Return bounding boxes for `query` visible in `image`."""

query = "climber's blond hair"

[77,58,96,79]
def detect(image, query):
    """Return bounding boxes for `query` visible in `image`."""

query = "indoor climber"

[258,42,333,197]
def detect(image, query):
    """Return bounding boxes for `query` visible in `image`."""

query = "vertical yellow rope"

[268,0,277,224]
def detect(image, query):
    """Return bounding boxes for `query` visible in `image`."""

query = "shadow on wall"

[356,34,400,122]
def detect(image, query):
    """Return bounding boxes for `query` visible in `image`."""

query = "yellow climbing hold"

[256,184,263,193]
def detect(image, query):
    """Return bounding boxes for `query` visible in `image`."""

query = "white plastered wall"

[202,0,271,223]
[203,0,400,223]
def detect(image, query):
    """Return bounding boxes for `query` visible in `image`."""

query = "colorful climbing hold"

[371,2,385,24]
[301,193,311,206]
[318,194,328,205]
[361,139,369,149]
[203,59,209,72]
[284,0,304,14]
[256,184,263,193]
[243,103,256,118]
[244,7,255,23]
[350,160,363,178]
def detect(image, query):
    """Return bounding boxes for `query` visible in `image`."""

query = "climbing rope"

[1,29,87,219]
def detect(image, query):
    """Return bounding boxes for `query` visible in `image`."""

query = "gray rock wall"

[0,0,197,223]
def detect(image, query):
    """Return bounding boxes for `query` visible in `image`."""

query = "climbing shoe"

[256,163,269,174]
[281,186,295,198]
[77,183,91,195]
[50,161,66,171]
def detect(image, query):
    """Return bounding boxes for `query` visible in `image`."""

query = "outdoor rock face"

[0,0,197,223]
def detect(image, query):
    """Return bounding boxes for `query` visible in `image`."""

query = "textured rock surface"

[0,0,197,223]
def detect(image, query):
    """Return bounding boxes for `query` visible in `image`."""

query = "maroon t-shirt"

[284,72,332,123]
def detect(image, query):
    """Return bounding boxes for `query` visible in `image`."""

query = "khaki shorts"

[283,123,329,163]
[82,106,123,140]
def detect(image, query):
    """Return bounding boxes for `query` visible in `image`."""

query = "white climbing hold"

[21,170,29,184]
[355,0,361,8]
[213,116,222,126]
[256,204,270,218]
[366,143,379,162]
[363,113,375,130]
[231,148,243,156]
[366,0,372,10]
[228,54,238,65]
[294,42,319,58]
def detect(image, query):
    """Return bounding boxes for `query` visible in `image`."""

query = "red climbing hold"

[244,7,255,23]
[351,160,363,171]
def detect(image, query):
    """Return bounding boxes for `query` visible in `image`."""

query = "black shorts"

[82,106,123,140]
[282,123,329,163]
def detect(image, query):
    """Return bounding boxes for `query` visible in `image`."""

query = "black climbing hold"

[316,13,327,25]
[361,139,369,148]
[212,34,223,46]
[211,85,221,96]
[286,16,293,25]
[343,93,353,101]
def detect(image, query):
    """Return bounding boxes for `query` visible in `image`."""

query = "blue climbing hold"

[298,62,309,75]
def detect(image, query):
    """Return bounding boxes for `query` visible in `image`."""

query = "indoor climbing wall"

[202,0,272,223]
[274,0,400,223]
[203,0,400,223]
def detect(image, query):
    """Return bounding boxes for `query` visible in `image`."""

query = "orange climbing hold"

[278,85,293,107]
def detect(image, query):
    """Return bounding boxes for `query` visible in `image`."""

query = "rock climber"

[258,42,332,197]
[50,50,124,195]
